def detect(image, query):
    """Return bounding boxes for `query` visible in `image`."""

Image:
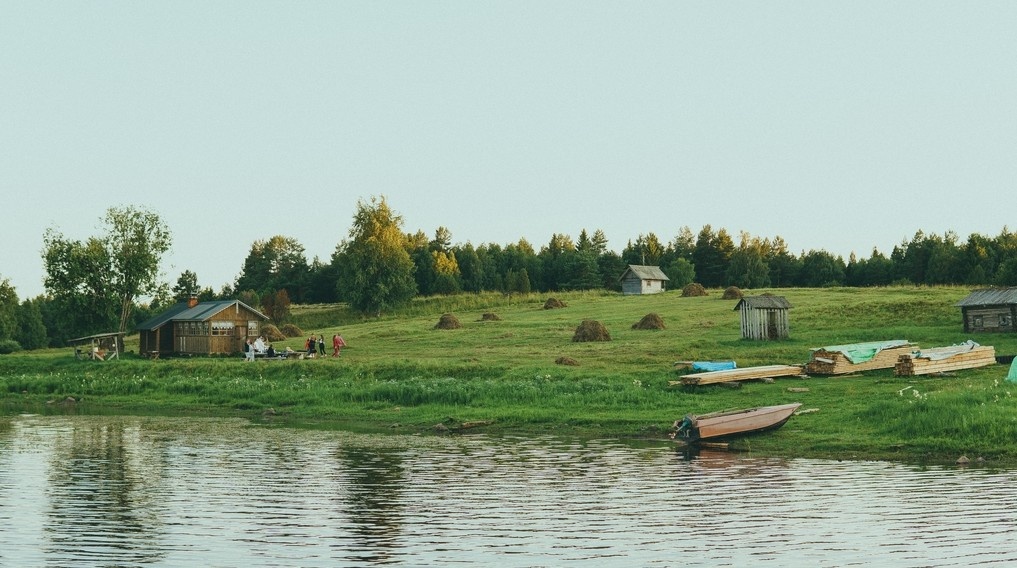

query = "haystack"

[543,297,568,309]
[261,324,287,342]
[632,313,666,330]
[435,313,462,330]
[722,286,743,300]
[480,312,502,321]
[682,283,708,297]
[572,320,611,342]
[555,356,580,366]
[280,323,304,338]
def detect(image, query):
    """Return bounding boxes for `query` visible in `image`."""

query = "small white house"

[619,265,670,295]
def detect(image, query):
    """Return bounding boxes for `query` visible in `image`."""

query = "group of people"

[243,332,347,361]
[243,335,278,361]
[303,333,347,358]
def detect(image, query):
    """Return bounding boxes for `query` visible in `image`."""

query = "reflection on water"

[1,415,1016,566]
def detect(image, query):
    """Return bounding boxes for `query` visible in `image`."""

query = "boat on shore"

[671,403,802,443]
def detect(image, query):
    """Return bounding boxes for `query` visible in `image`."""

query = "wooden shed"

[619,264,670,295]
[734,295,791,340]
[956,288,1017,333]
[136,297,270,357]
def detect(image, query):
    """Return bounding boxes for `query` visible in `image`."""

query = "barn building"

[619,265,670,295]
[734,295,792,340]
[955,287,1017,333]
[136,297,269,357]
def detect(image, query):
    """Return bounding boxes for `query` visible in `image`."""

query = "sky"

[3,2,1016,299]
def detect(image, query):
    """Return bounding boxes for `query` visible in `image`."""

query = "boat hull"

[675,403,802,442]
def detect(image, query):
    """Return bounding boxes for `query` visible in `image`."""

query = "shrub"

[632,313,665,330]
[279,323,304,338]
[722,286,743,300]
[572,320,610,342]
[0,339,22,354]
[435,313,462,330]
[682,283,708,297]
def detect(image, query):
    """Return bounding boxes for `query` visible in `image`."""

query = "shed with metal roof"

[733,295,792,340]
[955,288,1017,333]
[619,265,670,295]
[136,297,269,356]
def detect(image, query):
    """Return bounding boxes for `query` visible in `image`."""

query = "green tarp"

[812,339,911,364]
[1007,359,1017,383]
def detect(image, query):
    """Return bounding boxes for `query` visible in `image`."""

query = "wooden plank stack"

[678,364,806,386]
[894,345,996,376]
[805,342,916,375]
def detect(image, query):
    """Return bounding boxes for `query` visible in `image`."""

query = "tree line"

[2,197,1017,352]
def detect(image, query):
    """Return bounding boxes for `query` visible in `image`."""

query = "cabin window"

[248,321,259,336]
[973,316,983,328]
[211,321,234,336]
[1000,315,1012,328]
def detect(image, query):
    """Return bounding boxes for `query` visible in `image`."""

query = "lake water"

[1,414,1015,567]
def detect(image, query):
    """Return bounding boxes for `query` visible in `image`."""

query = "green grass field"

[3,286,1016,465]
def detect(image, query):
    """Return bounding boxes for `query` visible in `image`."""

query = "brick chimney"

[188,295,199,308]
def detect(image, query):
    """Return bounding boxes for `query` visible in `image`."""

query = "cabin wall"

[621,276,642,295]
[740,307,789,340]
[962,305,1017,333]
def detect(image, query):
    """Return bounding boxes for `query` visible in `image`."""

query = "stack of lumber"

[805,340,915,375]
[895,344,996,376]
[678,364,805,386]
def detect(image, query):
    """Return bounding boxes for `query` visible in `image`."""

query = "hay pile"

[261,324,287,342]
[572,320,611,342]
[279,323,304,338]
[434,313,462,330]
[722,286,743,300]
[543,298,568,309]
[555,356,580,366]
[682,283,708,297]
[632,313,665,330]
[480,312,502,321]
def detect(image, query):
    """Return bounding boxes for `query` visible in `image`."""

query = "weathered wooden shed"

[619,265,670,295]
[955,287,1017,333]
[136,297,269,356]
[734,295,791,340]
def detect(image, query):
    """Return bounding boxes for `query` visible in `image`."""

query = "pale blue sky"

[3,2,1015,299]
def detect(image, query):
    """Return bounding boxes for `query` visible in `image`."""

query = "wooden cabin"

[956,288,1017,333]
[619,265,670,295]
[734,295,791,340]
[136,297,270,357]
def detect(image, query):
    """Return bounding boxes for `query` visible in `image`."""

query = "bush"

[572,320,611,342]
[0,339,22,354]
[632,313,665,330]
[681,283,708,297]
[722,286,743,300]
[279,323,304,338]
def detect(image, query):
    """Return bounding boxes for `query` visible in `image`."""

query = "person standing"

[317,334,326,357]
[332,333,347,357]
[244,339,255,362]
[306,335,316,357]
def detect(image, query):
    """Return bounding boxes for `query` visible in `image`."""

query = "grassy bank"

[3,286,1017,465]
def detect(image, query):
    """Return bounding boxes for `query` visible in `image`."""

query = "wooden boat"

[671,403,802,443]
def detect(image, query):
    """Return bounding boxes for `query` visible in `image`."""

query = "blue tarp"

[691,361,737,372]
